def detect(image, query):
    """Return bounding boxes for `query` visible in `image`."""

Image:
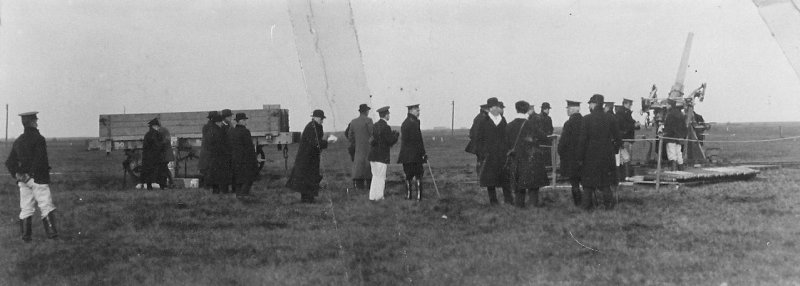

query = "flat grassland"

[0,122,799,285]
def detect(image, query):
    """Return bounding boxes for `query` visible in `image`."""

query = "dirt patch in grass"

[722,195,775,204]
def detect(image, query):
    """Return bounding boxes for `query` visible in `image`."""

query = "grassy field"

[0,122,799,285]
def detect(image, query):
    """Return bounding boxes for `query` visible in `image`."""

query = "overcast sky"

[1,0,799,138]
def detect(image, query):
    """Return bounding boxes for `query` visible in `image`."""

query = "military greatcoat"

[577,108,622,187]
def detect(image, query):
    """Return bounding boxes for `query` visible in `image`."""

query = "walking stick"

[425,161,442,199]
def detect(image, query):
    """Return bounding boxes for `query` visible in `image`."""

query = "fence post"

[551,135,558,190]
[779,126,783,138]
[656,138,664,191]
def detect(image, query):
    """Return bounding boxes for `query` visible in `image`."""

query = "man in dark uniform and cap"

[476,97,511,205]
[142,118,166,190]
[578,94,622,210]
[287,110,329,203]
[347,104,374,190]
[199,111,219,187]
[368,106,399,201]
[230,113,259,198]
[398,104,428,201]
[558,100,584,206]
[618,98,640,179]
[466,103,489,174]
[663,98,688,170]
[6,112,59,241]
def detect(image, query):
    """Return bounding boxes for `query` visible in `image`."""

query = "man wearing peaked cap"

[559,100,584,206]
[577,94,622,211]
[230,113,258,198]
[368,106,399,201]
[6,111,60,241]
[347,104,374,190]
[287,109,330,203]
[142,117,166,190]
[398,104,427,201]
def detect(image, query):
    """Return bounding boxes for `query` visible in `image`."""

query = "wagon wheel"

[257,146,266,171]
[122,149,142,186]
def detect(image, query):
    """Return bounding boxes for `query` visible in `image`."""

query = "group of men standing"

[195,109,259,198]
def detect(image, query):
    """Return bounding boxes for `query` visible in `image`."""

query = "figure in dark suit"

[142,118,166,190]
[578,94,622,210]
[558,100,583,206]
[476,97,511,205]
[367,106,399,201]
[287,110,329,203]
[664,99,688,170]
[220,108,234,193]
[198,111,218,187]
[230,113,259,198]
[205,114,232,194]
[397,104,427,201]
[506,101,549,208]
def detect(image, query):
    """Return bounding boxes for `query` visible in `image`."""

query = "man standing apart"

[347,104,374,190]
[398,104,427,201]
[230,113,259,198]
[663,99,687,170]
[287,110,329,203]
[6,112,59,242]
[368,106,399,201]
[142,118,165,190]
[558,100,584,206]
[476,97,510,205]
[578,94,622,210]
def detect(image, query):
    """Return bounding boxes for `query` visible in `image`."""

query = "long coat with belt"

[368,119,398,164]
[476,114,508,187]
[578,107,622,187]
[205,123,233,185]
[287,120,328,195]
[5,127,51,184]
[347,115,374,179]
[142,127,165,182]
[230,125,258,184]
[397,114,426,164]
[506,116,549,189]
[558,112,583,179]
[198,120,214,175]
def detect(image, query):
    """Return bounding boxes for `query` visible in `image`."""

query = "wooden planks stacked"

[631,166,760,184]
[99,108,289,141]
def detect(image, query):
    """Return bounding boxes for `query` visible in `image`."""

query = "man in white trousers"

[5,111,59,242]
[367,106,399,201]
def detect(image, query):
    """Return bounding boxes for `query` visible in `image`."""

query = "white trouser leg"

[667,143,683,165]
[18,181,56,220]
[369,162,387,201]
[18,182,36,220]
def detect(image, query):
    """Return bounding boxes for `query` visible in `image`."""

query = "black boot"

[415,178,423,201]
[530,188,542,207]
[515,189,526,208]
[580,187,595,211]
[501,187,514,205]
[571,186,582,206]
[211,185,220,194]
[487,187,499,205]
[404,179,413,200]
[42,212,59,239]
[19,217,32,242]
[602,187,616,210]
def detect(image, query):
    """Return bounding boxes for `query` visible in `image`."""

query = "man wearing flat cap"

[142,118,166,190]
[198,111,219,185]
[398,104,427,201]
[475,97,511,205]
[367,106,399,201]
[559,100,584,206]
[287,109,329,203]
[465,103,490,174]
[6,112,59,241]
[577,94,622,210]
[346,104,374,190]
[230,113,259,198]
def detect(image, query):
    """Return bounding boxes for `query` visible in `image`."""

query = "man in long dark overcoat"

[476,97,510,205]
[206,114,232,194]
[142,118,165,190]
[506,101,548,208]
[578,94,622,210]
[398,104,427,201]
[539,102,554,168]
[230,113,259,198]
[558,100,583,206]
[347,104,374,190]
[465,104,489,174]
[368,106,399,201]
[220,109,235,193]
[287,110,329,203]
[198,111,218,186]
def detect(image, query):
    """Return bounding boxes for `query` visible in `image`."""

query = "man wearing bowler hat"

[368,106,399,201]
[398,104,427,201]
[287,109,330,203]
[230,113,259,198]
[6,111,59,241]
[577,94,622,210]
[347,104,374,190]
[475,97,511,205]
[142,118,166,190]
[559,100,584,206]
[199,111,219,185]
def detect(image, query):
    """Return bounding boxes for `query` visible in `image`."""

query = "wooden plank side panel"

[100,109,286,138]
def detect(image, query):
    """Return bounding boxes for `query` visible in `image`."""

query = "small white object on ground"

[441,215,448,219]
[327,134,338,143]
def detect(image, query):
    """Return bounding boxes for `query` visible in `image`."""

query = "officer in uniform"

[558,100,583,206]
[5,112,59,242]
[397,104,427,201]
[368,106,399,201]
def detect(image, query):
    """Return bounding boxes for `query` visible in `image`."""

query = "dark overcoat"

[368,119,398,164]
[5,127,51,184]
[159,127,175,162]
[230,125,258,184]
[142,127,165,181]
[540,113,554,136]
[558,113,583,179]
[198,120,214,174]
[663,108,687,143]
[287,120,328,195]
[205,123,232,185]
[398,114,426,164]
[506,117,549,189]
[476,114,508,187]
[347,115,374,179]
[578,108,622,187]
[618,108,637,140]
[465,111,487,154]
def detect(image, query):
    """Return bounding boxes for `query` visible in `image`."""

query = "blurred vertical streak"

[753,0,800,81]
